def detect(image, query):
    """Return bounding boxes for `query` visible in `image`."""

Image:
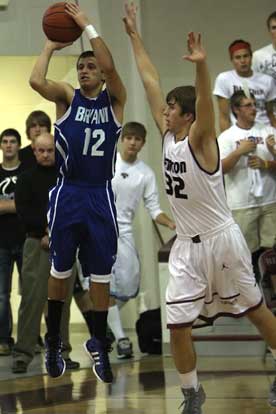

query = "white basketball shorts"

[166,222,262,328]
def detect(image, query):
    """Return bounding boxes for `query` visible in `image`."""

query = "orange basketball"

[42,2,82,43]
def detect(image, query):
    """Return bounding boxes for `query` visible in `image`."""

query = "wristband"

[85,24,99,40]
[264,160,269,169]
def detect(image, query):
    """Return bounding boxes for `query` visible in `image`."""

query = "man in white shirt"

[213,39,276,132]
[252,12,276,118]
[218,89,276,279]
[253,12,276,82]
[109,122,175,359]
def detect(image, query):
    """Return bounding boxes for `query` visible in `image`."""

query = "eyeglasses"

[238,102,256,108]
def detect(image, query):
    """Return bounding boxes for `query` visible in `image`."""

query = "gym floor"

[0,330,276,414]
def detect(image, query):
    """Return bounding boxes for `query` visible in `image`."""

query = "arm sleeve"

[143,168,163,220]
[218,132,235,159]
[252,52,260,73]
[213,73,230,98]
[266,76,276,102]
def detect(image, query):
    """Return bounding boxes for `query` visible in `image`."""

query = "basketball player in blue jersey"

[124,3,276,412]
[29,3,126,383]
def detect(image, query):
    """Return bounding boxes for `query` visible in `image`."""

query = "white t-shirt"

[253,44,276,81]
[213,69,276,125]
[163,131,232,237]
[218,123,276,209]
[112,153,162,236]
[253,44,276,116]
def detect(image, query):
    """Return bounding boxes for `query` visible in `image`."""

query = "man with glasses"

[218,90,276,281]
[213,39,276,132]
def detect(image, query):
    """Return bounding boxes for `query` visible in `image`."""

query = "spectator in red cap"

[213,39,276,132]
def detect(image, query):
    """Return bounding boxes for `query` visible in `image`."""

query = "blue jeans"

[0,245,23,344]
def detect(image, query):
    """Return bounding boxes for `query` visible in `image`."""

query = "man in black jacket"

[12,133,79,374]
[0,128,25,355]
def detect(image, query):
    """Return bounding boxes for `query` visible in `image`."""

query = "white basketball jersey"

[163,132,232,237]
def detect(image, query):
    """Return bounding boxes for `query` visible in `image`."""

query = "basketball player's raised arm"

[65,3,126,122]
[123,2,166,135]
[186,33,216,146]
[217,96,231,132]
[29,40,73,105]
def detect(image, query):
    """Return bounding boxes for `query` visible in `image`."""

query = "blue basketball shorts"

[48,180,118,281]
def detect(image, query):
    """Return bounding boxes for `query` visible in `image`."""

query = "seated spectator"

[213,39,276,131]
[218,90,276,279]
[0,129,25,355]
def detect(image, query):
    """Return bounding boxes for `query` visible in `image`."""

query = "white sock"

[107,305,125,341]
[179,369,199,391]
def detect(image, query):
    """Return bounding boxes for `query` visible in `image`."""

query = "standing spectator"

[253,12,276,119]
[213,39,276,131]
[12,133,79,374]
[253,11,276,82]
[19,110,51,353]
[218,90,276,279]
[0,129,25,355]
[19,110,51,169]
[109,121,175,359]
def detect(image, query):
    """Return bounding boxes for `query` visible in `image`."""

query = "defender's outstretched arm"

[123,2,166,135]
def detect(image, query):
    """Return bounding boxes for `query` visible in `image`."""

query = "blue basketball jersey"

[54,87,122,185]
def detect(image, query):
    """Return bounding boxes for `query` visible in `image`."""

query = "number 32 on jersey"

[165,172,187,199]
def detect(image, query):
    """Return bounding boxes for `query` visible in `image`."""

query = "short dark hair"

[76,50,95,68]
[0,128,21,146]
[230,90,256,118]
[166,86,196,120]
[121,122,147,142]
[25,110,51,139]
[267,11,276,28]
[228,39,252,58]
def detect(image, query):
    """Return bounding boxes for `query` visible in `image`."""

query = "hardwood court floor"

[1,332,276,414]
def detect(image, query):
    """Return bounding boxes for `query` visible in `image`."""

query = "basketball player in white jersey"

[123,3,276,412]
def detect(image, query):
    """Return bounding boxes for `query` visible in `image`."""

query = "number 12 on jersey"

[82,128,105,157]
